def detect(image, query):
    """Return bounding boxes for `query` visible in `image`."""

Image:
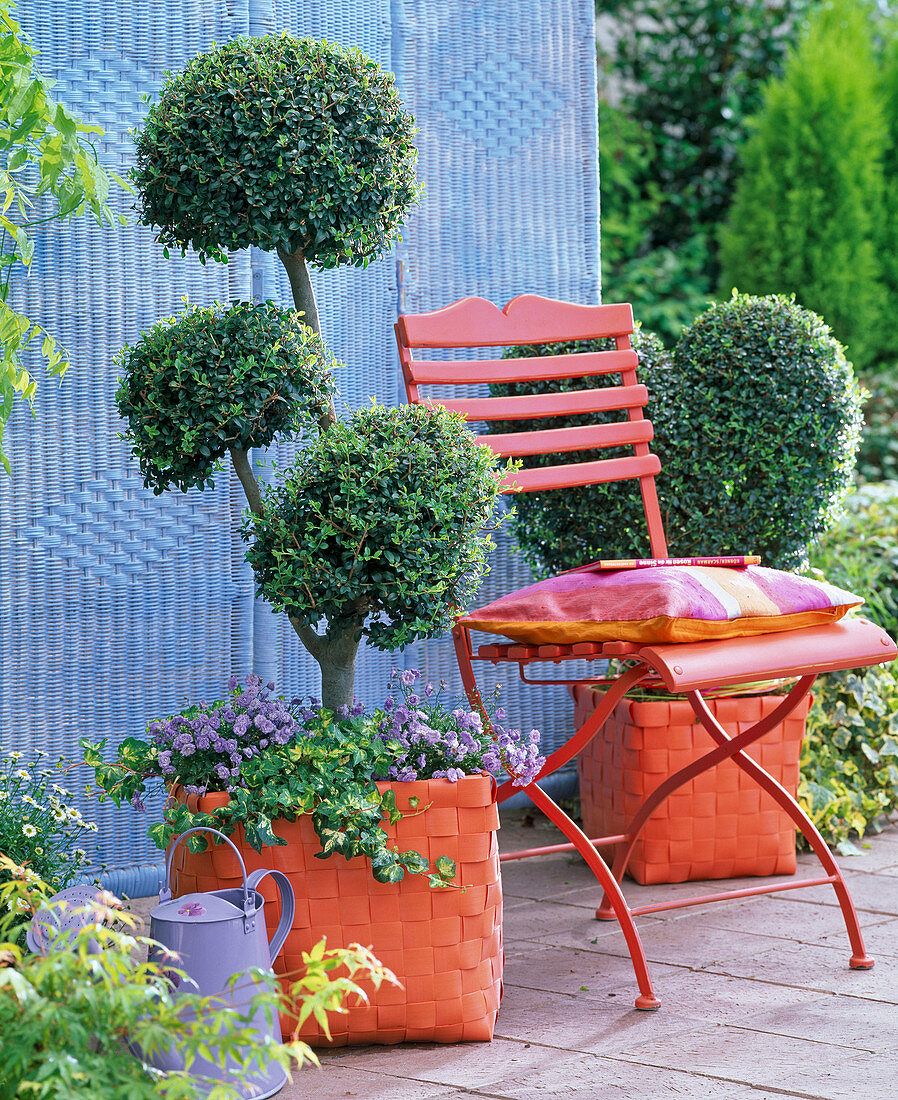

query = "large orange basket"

[168,775,502,1045]
[572,686,811,885]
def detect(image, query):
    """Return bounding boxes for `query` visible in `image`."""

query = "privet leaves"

[115,300,336,494]
[132,34,422,267]
[494,327,672,574]
[243,403,509,650]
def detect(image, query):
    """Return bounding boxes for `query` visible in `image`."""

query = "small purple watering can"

[138,826,295,1100]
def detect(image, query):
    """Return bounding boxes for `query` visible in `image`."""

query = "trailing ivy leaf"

[434,856,456,881]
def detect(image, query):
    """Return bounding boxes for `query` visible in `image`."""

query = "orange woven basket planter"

[571,686,811,885]
[167,774,502,1045]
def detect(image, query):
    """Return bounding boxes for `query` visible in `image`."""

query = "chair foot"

[595,905,616,921]
[635,993,661,1011]
[850,954,875,970]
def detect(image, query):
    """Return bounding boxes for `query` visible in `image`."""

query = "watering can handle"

[159,826,250,913]
[245,868,295,963]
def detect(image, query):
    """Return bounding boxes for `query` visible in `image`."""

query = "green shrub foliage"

[808,482,898,641]
[597,101,712,346]
[718,0,888,370]
[132,34,422,266]
[244,403,506,651]
[801,664,898,851]
[877,30,898,362]
[493,294,861,576]
[600,0,812,253]
[115,301,335,494]
[857,373,898,483]
[665,294,862,570]
[492,326,672,574]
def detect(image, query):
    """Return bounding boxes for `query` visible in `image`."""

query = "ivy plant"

[131,33,422,334]
[800,664,898,852]
[114,300,336,495]
[0,0,129,473]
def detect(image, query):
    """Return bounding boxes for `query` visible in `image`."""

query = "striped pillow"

[460,565,862,645]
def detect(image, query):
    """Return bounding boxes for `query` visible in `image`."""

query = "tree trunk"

[290,613,365,713]
[275,245,336,431]
[276,246,321,334]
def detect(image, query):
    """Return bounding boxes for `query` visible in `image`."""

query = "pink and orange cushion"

[459,564,862,646]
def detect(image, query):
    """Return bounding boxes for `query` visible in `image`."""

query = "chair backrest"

[395,293,668,558]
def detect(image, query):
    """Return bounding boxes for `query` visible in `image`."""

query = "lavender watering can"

[137,827,295,1100]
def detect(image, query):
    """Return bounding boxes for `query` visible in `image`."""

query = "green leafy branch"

[0,0,131,472]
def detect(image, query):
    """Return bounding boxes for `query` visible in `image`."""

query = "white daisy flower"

[22,823,37,837]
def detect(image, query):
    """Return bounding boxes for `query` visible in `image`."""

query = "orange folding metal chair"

[395,293,898,1010]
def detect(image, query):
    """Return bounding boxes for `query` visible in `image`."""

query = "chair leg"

[524,781,661,1010]
[452,626,661,1008]
[687,688,873,970]
[595,678,817,919]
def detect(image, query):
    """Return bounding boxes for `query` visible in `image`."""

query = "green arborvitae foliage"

[243,403,506,652]
[601,0,812,254]
[718,0,888,371]
[877,29,898,362]
[115,300,335,494]
[132,34,422,267]
[491,326,672,574]
[664,293,863,570]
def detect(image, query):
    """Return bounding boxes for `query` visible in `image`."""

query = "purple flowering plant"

[85,671,542,886]
[375,669,544,788]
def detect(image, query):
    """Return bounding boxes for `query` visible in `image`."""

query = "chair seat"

[477,617,896,693]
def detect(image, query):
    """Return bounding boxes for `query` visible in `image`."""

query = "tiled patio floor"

[138,812,898,1099]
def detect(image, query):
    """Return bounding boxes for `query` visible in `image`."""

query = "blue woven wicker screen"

[0,0,598,887]
[395,0,600,790]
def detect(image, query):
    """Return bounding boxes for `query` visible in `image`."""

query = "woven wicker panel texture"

[169,776,503,1045]
[394,0,600,779]
[2,0,254,894]
[572,686,810,885]
[0,0,599,886]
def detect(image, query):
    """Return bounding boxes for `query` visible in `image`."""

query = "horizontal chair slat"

[499,453,661,493]
[424,384,648,422]
[480,419,654,458]
[398,295,635,347]
[407,349,639,386]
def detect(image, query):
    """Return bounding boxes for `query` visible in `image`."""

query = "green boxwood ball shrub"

[132,34,422,266]
[116,300,335,494]
[490,326,673,574]
[664,293,863,570]
[243,403,505,650]
[491,294,862,576]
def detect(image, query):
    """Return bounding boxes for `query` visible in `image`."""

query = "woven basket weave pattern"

[169,775,502,1045]
[573,687,810,885]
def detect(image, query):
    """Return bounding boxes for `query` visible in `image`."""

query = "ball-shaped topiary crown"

[663,293,863,570]
[116,300,336,494]
[243,403,505,650]
[491,295,862,575]
[132,34,422,266]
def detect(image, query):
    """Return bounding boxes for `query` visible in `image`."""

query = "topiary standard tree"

[492,295,862,576]
[131,34,421,344]
[121,35,506,711]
